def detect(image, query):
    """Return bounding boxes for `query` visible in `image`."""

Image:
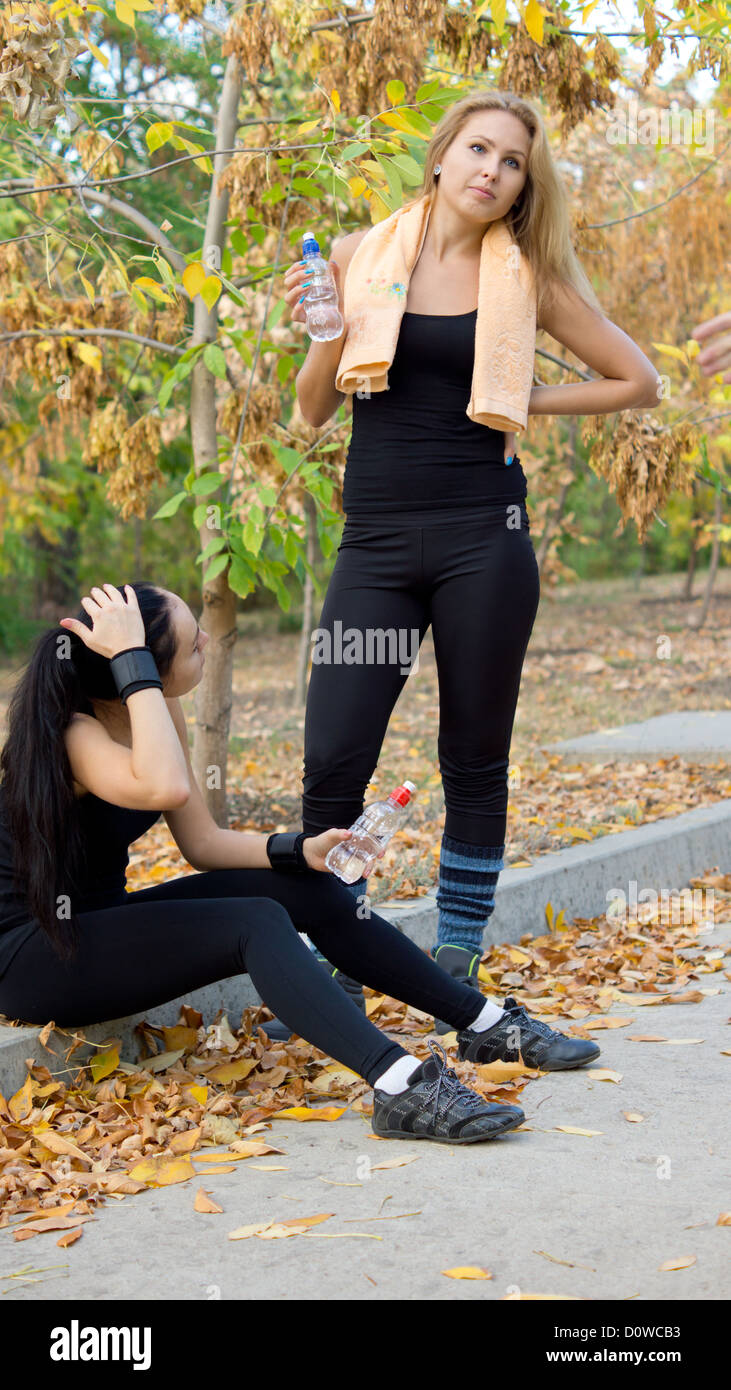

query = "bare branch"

[0,327,184,355]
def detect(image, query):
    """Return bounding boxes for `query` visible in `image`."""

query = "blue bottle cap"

[302,233,320,256]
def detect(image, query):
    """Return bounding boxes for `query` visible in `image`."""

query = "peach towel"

[335,192,537,433]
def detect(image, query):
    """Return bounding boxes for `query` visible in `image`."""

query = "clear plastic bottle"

[325,781,416,884]
[301,232,345,342]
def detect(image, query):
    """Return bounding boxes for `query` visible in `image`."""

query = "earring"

[434,163,441,176]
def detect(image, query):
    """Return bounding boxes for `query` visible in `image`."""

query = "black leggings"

[0,868,487,1087]
[302,503,540,846]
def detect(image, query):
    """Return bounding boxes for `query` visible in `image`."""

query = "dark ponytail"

[0,581,177,962]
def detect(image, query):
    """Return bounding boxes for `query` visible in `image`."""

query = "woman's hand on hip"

[504,430,517,466]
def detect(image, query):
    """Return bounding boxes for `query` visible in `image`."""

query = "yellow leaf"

[476,1060,537,1082]
[127,1156,196,1187]
[477,965,500,988]
[31,1129,91,1164]
[508,947,531,965]
[331,89,341,113]
[623,1112,645,1123]
[297,119,320,135]
[716,1212,731,1226]
[77,342,102,373]
[79,272,95,306]
[553,1126,603,1137]
[182,262,206,298]
[90,1044,119,1083]
[586,1068,623,1083]
[133,276,173,303]
[651,341,688,364]
[370,1154,420,1170]
[348,176,368,197]
[200,276,222,311]
[185,1084,208,1105]
[8,1075,33,1122]
[85,40,109,69]
[658,1255,696,1271]
[247,1164,289,1171]
[56,1228,84,1247]
[144,1048,185,1072]
[271,1107,346,1122]
[524,0,545,43]
[162,1026,199,1053]
[169,1127,201,1155]
[442,1266,493,1280]
[376,111,430,140]
[207,1057,258,1084]
[194,1187,223,1213]
[115,0,136,24]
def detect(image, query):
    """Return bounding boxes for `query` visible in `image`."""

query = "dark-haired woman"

[0,581,599,1146]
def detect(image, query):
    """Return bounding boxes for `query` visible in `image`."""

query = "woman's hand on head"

[302,827,386,876]
[59,583,146,660]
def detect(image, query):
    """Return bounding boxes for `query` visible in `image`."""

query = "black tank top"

[342,309,528,519]
[0,781,160,937]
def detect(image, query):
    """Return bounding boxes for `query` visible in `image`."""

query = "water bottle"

[301,233,344,341]
[325,781,417,884]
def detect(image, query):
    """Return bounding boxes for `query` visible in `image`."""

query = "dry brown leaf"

[553,1126,603,1137]
[194,1187,223,1214]
[56,1227,84,1248]
[716,1212,731,1226]
[127,1156,196,1187]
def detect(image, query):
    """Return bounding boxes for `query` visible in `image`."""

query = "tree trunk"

[189,54,243,827]
[294,492,317,707]
[690,488,723,631]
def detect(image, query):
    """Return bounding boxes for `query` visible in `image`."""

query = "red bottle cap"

[390,781,416,806]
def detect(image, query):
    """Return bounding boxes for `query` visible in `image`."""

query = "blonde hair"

[405,89,603,326]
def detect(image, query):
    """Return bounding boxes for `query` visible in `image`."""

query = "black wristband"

[109,646,163,705]
[266,831,309,873]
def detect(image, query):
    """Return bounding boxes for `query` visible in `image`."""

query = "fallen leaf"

[623,1112,645,1123]
[553,1126,603,1137]
[584,1017,634,1030]
[194,1187,223,1213]
[716,1212,731,1226]
[56,1228,84,1248]
[271,1107,347,1122]
[195,1165,236,1175]
[586,1069,623,1083]
[476,1061,538,1083]
[247,1164,289,1171]
[535,1250,595,1270]
[370,1155,420,1170]
[627,1035,669,1043]
[658,1255,697,1271]
[127,1156,196,1187]
[442,1266,493,1280]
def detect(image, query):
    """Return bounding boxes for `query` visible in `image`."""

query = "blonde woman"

[281,90,659,1038]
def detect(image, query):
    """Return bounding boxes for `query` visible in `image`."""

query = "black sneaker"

[372,1039,525,1144]
[258,946,366,1043]
[431,943,482,1035]
[458,996,601,1071]
[312,947,367,1013]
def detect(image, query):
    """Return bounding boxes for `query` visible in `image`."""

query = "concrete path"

[544,710,731,763]
[1,922,728,1303]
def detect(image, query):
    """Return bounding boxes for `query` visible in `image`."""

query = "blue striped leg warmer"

[435,833,505,952]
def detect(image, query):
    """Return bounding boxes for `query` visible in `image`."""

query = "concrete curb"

[1,798,729,1097]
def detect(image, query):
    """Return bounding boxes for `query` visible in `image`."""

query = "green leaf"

[291,176,327,197]
[375,155,403,209]
[191,471,226,496]
[388,152,424,184]
[339,141,370,160]
[258,486,278,507]
[229,228,248,256]
[146,121,173,153]
[243,519,263,556]
[276,354,295,386]
[196,535,227,564]
[152,490,187,520]
[203,553,229,583]
[203,343,228,379]
[284,531,300,566]
[229,557,256,597]
[386,79,406,104]
[267,299,286,330]
[415,78,442,102]
[157,369,177,410]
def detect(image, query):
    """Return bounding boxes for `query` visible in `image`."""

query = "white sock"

[468,998,506,1032]
[373,1054,422,1094]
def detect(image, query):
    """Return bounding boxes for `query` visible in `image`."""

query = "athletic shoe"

[430,943,482,1035]
[458,996,601,1071]
[372,1038,525,1144]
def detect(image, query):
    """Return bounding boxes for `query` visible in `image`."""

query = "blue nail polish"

[506,454,514,466]
[298,294,306,303]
